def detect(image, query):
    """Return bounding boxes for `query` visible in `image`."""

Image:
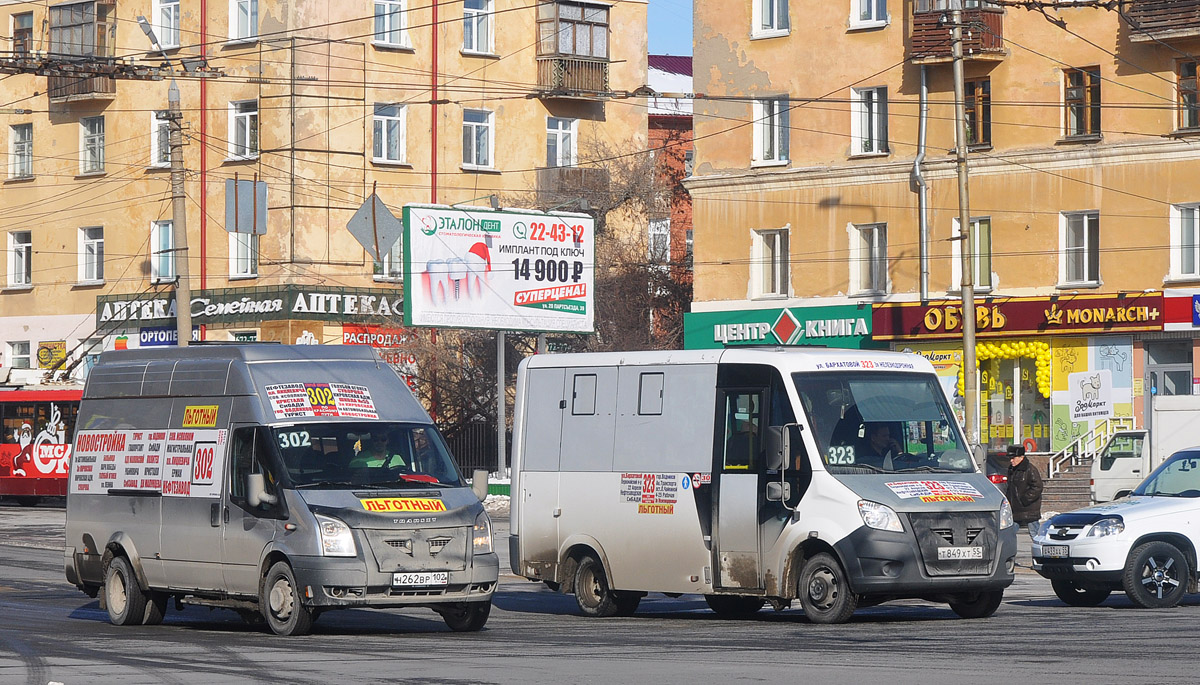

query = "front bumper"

[292,552,499,608]
[833,523,1017,596]
[1031,536,1130,584]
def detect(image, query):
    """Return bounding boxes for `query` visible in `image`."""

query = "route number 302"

[826,445,857,465]
[279,431,312,448]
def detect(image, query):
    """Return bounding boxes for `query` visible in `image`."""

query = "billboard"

[402,204,594,333]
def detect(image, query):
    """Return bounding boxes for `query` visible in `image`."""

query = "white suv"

[1032,448,1200,608]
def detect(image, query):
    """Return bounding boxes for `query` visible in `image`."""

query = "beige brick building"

[0,0,647,381]
[686,0,1200,454]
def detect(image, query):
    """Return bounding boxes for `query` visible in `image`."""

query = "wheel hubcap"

[108,571,128,616]
[807,567,838,610]
[1141,556,1179,599]
[269,578,294,619]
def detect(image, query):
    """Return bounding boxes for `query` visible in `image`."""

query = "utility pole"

[167,80,192,347]
[951,3,979,457]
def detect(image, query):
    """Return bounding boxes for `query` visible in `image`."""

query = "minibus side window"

[722,391,762,471]
[229,427,279,511]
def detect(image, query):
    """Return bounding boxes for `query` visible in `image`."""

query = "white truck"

[509,348,1017,624]
[1091,395,1200,503]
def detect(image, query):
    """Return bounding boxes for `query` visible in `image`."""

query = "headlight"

[473,510,494,554]
[316,514,357,557]
[999,498,1015,529]
[858,500,903,532]
[1037,519,1053,538]
[1087,517,1125,538]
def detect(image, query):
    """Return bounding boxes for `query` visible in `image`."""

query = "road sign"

[347,193,403,262]
[224,178,268,234]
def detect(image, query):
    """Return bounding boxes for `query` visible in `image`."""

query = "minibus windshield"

[273,422,464,488]
[792,372,974,475]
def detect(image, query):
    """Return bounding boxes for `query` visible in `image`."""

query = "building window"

[155,0,181,48]
[684,149,694,177]
[8,231,32,287]
[49,1,114,57]
[151,220,175,283]
[10,124,32,179]
[462,109,493,168]
[1064,67,1101,138]
[1180,61,1198,131]
[374,239,402,281]
[951,217,993,291]
[229,100,258,159]
[536,1,609,59]
[80,116,105,174]
[231,0,258,41]
[372,104,407,164]
[463,0,493,53]
[854,0,886,26]
[374,0,410,47]
[965,78,991,147]
[8,341,31,369]
[754,0,789,34]
[649,218,670,262]
[230,232,258,278]
[151,111,171,167]
[851,86,888,155]
[79,227,104,283]
[1060,211,1100,285]
[13,12,33,55]
[853,222,888,294]
[546,117,576,167]
[753,228,789,298]
[753,98,790,164]
[1171,204,1200,279]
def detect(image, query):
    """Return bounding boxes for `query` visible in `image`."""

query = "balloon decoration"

[957,340,1052,399]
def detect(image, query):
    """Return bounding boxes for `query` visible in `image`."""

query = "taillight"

[988,474,1007,485]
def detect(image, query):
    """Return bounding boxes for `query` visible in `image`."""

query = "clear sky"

[648,0,693,56]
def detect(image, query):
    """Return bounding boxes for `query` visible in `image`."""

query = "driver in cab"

[857,423,902,470]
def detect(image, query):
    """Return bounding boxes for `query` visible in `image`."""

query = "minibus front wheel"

[261,561,314,636]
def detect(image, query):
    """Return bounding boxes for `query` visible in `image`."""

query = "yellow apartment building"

[686,0,1200,455]
[0,0,647,383]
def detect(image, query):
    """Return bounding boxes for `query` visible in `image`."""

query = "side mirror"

[766,481,791,502]
[247,473,278,507]
[765,426,789,471]
[472,469,489,502]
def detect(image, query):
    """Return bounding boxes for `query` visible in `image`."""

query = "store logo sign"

[1192,296,1200,327]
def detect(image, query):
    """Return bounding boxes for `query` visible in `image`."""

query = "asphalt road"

[0,502,1195,684]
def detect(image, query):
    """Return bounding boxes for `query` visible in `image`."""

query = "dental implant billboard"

[402,204,595,333]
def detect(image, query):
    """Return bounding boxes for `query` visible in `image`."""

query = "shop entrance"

[981,353,1051,454]
[1145,342,1193,437]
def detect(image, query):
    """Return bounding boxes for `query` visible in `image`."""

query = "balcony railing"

[536,166,610,208]
[1125,0,1200,43]
[910,9,1005,63]
[47,74,117,103]
[536,56,609,95]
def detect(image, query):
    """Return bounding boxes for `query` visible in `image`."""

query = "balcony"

[536,56,609,97]
[47,74,117,103]
[1125,0,1200,43]
[536,166,610,208]
[909,9,1005,64]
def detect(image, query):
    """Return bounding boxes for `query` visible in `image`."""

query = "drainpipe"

[199,0,208,293]
[430,0,438,204]
[913,64,930,302]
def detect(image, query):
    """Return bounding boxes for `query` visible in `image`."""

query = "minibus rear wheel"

[704,594,765,618]
[261,561,314,636]
[574,553,633,617]
[948,590,1003,618]
[104,556,148,626]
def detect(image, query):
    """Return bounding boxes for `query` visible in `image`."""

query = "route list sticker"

[621,473,678,514]
[265,382,379,420]
[885,480,983,503]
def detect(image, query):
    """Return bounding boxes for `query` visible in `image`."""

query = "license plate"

[1042,545,1069,559]
[937,546,984,560]
[392,571,449,587]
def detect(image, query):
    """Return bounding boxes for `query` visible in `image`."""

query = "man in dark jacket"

[1005,445,1043,538]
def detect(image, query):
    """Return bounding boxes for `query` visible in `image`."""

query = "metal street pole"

[497,331,506,477]
[951,5,979,458]
[168,79,192,347]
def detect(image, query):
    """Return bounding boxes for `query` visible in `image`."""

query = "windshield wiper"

[832,463,886,473]
[892,465,948,473]
[294,480,355,489]
[359,478,456,488]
